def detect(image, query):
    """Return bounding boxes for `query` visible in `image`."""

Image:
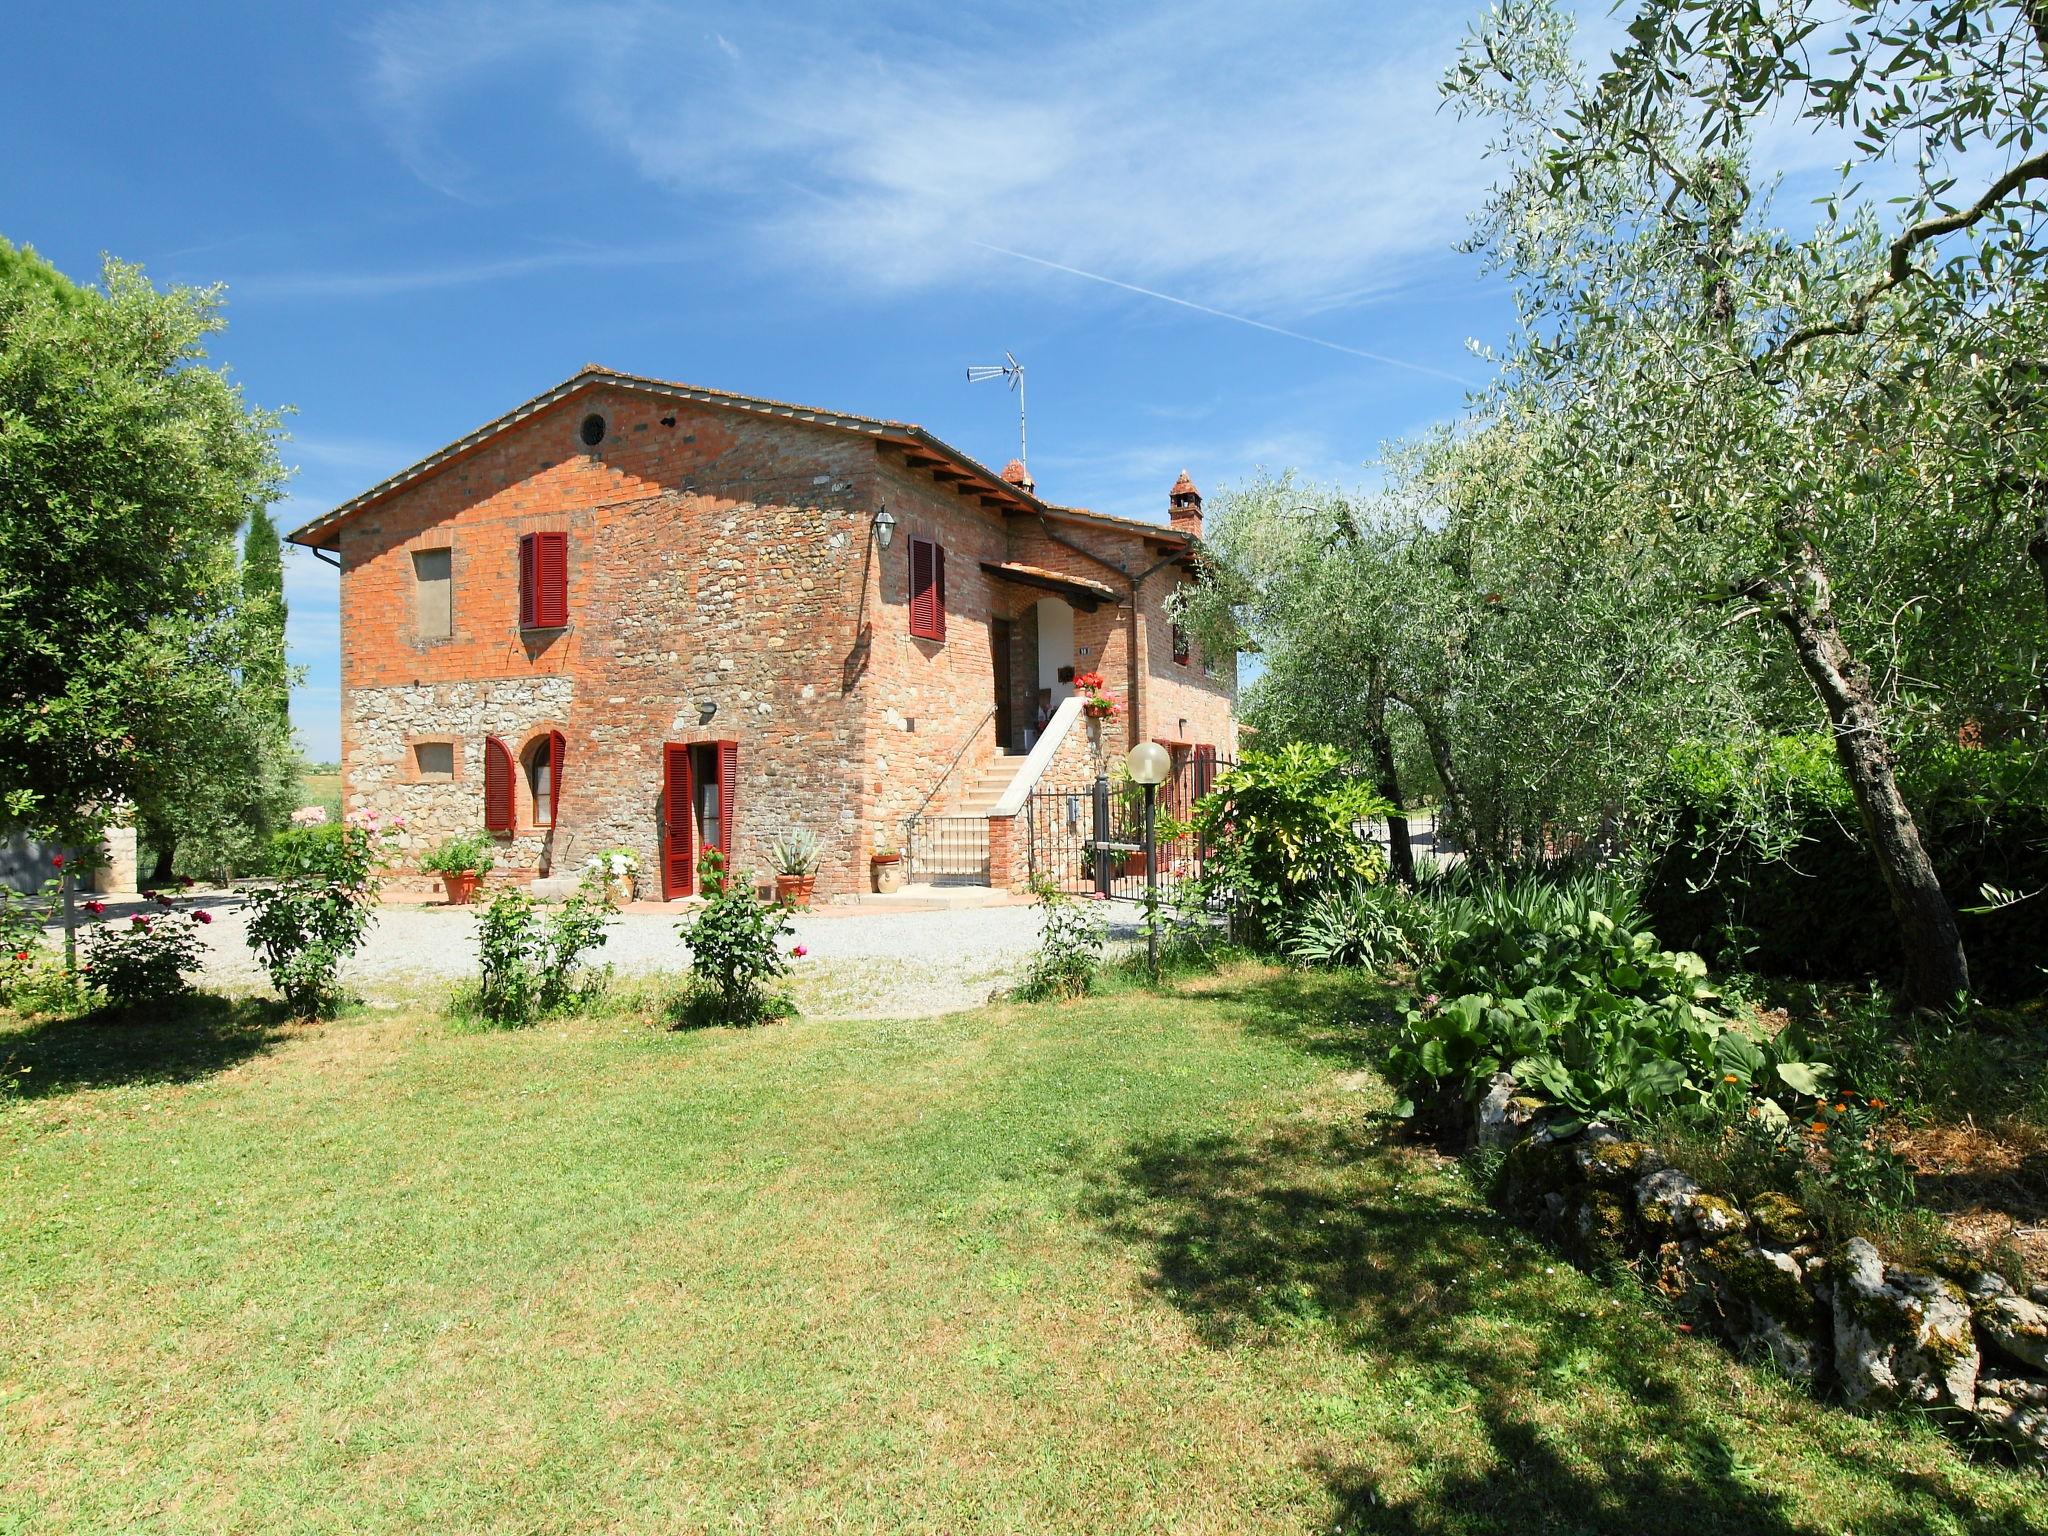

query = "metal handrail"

[903,704,998,826]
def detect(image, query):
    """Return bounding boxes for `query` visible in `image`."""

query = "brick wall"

[325,378,1237,900]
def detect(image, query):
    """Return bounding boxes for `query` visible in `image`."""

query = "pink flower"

[192,910,213,925]
[792,945,807,958]
[390,815,407,829]
[130,915,149,929]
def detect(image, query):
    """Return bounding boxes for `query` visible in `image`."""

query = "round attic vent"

[580,413,607,447]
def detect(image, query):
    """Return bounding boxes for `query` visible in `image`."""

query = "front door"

[991,619,1013,749]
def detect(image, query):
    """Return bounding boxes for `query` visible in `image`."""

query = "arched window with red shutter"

[548,729,567,821]
[484,737,515,834]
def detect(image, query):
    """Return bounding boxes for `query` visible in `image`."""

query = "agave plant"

[768,826,822,877]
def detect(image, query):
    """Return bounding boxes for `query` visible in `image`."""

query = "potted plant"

[768,827,822,908]
[420,832,495,905]
[871,838,905,894]
[585,847,641,905]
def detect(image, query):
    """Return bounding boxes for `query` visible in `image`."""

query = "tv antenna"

[966,352,1026,470]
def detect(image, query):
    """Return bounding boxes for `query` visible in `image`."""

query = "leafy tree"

[1440,0,2048,1005]
[0,238,286,857]
[241,505,290,728]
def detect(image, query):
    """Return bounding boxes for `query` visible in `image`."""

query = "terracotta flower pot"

[606,876,636,906]
[774,873,816,909]
[871,856,904,894]
[441,871,480,905]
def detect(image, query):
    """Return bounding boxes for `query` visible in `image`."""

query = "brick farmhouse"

[288,366,1236,901]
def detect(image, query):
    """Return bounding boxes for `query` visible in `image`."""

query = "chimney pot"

[1168,469,1202,539]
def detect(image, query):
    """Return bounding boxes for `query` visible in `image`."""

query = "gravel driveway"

[71,894,1148,1018]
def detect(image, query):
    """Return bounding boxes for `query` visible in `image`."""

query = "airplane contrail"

[968,241,1476,388]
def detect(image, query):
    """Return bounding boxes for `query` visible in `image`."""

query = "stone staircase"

[899,751,1029,885]
[952,752,1030,817]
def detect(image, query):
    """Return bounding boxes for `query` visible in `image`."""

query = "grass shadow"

[1171,962,1399,1070]
[1083,1113,2045,1535]
[0,992,291,1100]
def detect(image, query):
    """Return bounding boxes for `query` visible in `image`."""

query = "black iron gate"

[1023,754,1232,900]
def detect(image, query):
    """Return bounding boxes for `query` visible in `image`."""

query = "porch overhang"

[979,561,1118,613]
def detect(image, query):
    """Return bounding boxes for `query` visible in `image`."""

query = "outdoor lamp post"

[1124,741,1172,981]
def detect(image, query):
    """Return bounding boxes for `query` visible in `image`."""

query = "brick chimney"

[1000,458,1036,495]
[1168,470,1202,539]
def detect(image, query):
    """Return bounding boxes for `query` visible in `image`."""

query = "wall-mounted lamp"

[698,700,717,725]
[872,503,897,550]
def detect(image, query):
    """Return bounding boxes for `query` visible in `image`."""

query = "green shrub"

[1014,877,1107,1001]
[462,888,613,1027]
[420,832,496,876]
[674,850,797,1027]
[1385,878,1833,1136]
[1191,743,1389,949]
[81,903,210,1009]
[239,816,390,1017]
[1286,880,1420,970]
[1643,735,2048,1000]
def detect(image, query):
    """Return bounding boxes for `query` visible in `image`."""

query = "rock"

[1573,1131,1659,1189]
[1698,1235,1825,1384]
[1635,1167,1704,1239]
[1974,1377,2048,1465]
[1833,1238,1979,1413]
[1748,1191,1814,1250]
[2030,1282,2048,1307]
[1651,1240,1709,1309]
[528,875,583,901]
[1974,1291,2048,1374]
[1689,1192,1746,1241]
[1965,1271,2013,1301]
[1475,1074,1532,1149]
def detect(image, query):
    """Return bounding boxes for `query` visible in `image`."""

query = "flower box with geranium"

[1072,671,1120,719]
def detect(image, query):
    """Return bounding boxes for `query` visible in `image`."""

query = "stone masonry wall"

[1472,1080,2048,1465]
[327,376,1240,898]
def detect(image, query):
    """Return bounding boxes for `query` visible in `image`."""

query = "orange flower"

[1867,1097,1887,1111]
[1722,1073,1740,1083]
[1809,1121,1827,1133]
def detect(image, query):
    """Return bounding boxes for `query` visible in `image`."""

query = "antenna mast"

[966,351,1026,469]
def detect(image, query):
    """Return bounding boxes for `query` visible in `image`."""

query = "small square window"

[414,741,455,778]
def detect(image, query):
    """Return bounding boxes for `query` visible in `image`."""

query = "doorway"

[991,619,1013,748]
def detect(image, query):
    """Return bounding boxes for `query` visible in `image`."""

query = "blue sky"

[4,1,1869,762]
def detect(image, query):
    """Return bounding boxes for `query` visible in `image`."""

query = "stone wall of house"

[336,387,877,897]
[861,454,1013,842]
[1471,1079,2048,1465]
[327,376,1241,899]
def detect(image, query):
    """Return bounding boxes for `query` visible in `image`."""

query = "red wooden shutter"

[715,740,737,858]
[909,538,946,640]
[534,532,569,627]
[663,744,694,899]
[518,534,536,629]
[484,736,515,833]
[548,729,567,817]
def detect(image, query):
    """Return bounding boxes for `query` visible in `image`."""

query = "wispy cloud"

[970,242,1479,386]
[357,0,1497,323]
[239,241,697,300]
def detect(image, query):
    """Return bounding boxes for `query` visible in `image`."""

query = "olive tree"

[1444,0,2048,1004]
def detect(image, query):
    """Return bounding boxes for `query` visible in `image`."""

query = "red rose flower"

[192,910,213,925]
[51,854,64,869]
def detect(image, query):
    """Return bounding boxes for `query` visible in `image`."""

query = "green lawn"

[299,769,342,823]
[3,973,2044,1534]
